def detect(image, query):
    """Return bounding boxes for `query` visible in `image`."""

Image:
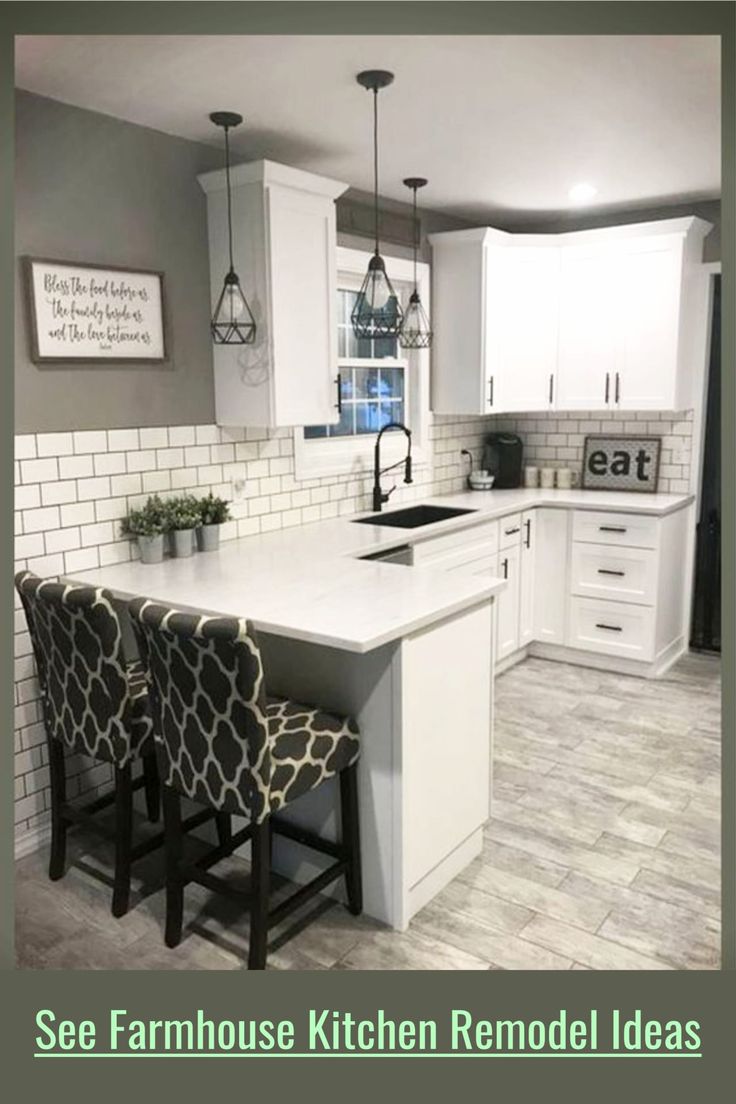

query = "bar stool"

[129,597,362,970]
[16,572,182,917]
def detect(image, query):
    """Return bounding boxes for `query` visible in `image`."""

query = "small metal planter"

[172,529,196,558]
[138,534,165,564]
[198,523,221,552]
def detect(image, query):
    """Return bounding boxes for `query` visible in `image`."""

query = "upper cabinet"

[429,228,559,416]
[429,217,711,415]
[199,160,348,427]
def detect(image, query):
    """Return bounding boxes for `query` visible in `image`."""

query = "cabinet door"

[615,236,683,410]
[486,246,560,413]
[534,508,569,644]
[519,510,536,647]
[268,184,340,426]
[556,245,618,410]
[496,542,521,661]
[430,235,487,415]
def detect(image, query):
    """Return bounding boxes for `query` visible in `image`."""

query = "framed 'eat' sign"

[582,435,661,493]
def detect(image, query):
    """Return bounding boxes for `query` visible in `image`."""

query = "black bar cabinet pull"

[335,374,342,413]
[605,372,610,404]
[502,558,508,579]
[597,569,625,577]
[549,374,554,404]
[525,519,531,548]
[599,525,627,533]
[615,371,621,404]
[595,623,623,632]
[505,526,520,536]
[488,377,494,407]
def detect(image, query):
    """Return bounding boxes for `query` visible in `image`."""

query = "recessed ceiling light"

[568,182,598,205]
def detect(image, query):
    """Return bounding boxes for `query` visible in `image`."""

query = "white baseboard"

[528,638,687,680]
[495,647,530,676]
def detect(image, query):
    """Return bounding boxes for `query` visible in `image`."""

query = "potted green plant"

[197,493,231,552]
[121,495,167,564]
[165,494,201,558]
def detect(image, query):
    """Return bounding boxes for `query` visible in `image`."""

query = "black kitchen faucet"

[372,422,413,512]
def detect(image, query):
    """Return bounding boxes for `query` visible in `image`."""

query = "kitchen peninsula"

[66,486,692,929]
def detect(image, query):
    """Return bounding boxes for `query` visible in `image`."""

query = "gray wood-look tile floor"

[16,653,721,971]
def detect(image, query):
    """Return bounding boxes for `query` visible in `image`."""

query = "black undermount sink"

[353,504,477,529]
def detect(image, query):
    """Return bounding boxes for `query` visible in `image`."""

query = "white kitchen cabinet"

[556,243,619,410]
[486,245,560,413]
[428,229,559,415]
[519,510,536,647]
[615,233,686,409]
[565,504,691,672]
[533,508,569,644]
[495,542,522,661]
[199,160,348,428]
[431,217,711,415]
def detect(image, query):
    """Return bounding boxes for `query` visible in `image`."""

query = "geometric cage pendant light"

[399,176,433,349]
[209,111,256,345]
[351,70,404,340]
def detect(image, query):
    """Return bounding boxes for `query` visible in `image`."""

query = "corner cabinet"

[429,217,711,416]
[198,160,348,428]
[429,229,559,415]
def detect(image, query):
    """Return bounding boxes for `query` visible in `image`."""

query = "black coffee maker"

[482,433,524,489]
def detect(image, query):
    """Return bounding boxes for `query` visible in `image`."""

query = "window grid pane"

[306,287,406,439]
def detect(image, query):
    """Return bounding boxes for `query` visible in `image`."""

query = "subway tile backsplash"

[484,410,694,494]
[12,407,693,849]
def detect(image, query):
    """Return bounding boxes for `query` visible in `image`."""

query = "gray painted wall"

[15,92,221,433]
[508,198,721,261]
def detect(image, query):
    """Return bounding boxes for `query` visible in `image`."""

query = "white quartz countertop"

[66,487,692,654]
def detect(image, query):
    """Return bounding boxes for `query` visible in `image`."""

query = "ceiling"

[14,34,720,224]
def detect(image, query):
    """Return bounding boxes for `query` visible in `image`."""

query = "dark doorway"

[690,273,720,653]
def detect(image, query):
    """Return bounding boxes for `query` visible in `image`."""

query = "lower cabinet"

[495,542,521,661]
[409,502,689,675]
[519,509,536,647]
[533,508,569,644]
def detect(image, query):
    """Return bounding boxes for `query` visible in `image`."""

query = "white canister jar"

[539,468,556,489]
[524,466,539,488]
[556,467,573,490]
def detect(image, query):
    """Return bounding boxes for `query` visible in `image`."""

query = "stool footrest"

[271,816,345,860]
[268,860,347,926]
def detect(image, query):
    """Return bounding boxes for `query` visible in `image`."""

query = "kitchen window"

[304,289,407,440]
[294,247,430,480]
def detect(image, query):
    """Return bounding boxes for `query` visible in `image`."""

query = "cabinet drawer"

[499,513,523,550]
[412,519,498,565]
[572,510,659,549]
[568,596,655,661]
[571,544,657,606]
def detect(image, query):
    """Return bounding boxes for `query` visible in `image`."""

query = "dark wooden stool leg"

[48,739,67,881]
[163,786,184,948]
[112,763,133,917]
[142,754,160,823]
[248,819,270,970]
[340,763,362,915]
[215,812,232,848]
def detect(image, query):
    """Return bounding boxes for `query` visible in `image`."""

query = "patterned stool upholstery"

[16,572,154,765]
[14,571,161,917]
[128,599,360,822]
[129,597,362,970]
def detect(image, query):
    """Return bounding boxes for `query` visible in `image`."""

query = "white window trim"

[293,246,431,481]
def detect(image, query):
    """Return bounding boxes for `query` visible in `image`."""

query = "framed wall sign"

[25,257,168,363]
[582,435,661,493]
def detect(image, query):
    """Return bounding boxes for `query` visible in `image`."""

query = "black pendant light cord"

[412,185,418,292]
[372,88,380,256]
[224,124,235,275]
